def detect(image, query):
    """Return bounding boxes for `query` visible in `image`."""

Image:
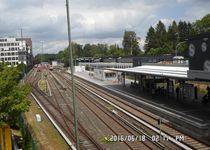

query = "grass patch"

[38,79,48,93]
[24,98,69,149]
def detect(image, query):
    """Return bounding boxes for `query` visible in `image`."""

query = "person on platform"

[194,86,198,100]
[176,86,180,100]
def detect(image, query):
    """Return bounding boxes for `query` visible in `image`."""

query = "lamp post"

[20,28,25,77]
[130,34,133,55]
[65,0,80,149]
[175,41,185,56]
[41,41,44,64]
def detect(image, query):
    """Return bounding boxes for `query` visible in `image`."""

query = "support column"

[140,75,143,91]
[166,78,170,99]
[153,76,156,88]
[181,80,185,99]
[123,72,125,87]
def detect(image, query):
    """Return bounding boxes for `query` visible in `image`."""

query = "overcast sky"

[0,0,209,55]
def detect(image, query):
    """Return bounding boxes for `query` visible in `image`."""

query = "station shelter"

[109,64,194,99]
[109,33,210,101]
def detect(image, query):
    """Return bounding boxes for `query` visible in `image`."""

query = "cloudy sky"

[0,0,209,55]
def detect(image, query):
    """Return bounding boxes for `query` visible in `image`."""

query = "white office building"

[0,37,33,66]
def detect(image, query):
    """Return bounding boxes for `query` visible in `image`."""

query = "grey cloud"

[0,0,209,54]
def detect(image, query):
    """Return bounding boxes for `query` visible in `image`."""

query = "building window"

[1,58,4,61]
[16,57,18,60]
[12,57,15,60]
[11,43,14,46]
[1,53,4,56]
[8,57,11,60]
[0,43,3,46]
[4,43,6,46]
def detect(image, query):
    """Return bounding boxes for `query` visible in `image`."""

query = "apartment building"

[0,37,33,66]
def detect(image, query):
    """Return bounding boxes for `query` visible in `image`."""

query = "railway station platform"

[74,70,210,139]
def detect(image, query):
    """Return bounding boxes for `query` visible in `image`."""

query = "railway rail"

[25,68,210,150]
[26,69,103,149]
[56,70,210,150]
[54,71,177,149]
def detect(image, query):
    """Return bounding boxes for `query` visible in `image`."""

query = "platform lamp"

[175,41,186,56]
[65,0,80,149]
[130,34,133,55]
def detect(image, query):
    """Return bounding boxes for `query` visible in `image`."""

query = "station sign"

[187,33,210,80]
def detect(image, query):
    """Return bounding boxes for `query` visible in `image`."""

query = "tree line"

[145,13,210,55]
[0,63,31,126]
[34,13,210,65]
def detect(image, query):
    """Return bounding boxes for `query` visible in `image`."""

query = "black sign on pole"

[187,33,210,71]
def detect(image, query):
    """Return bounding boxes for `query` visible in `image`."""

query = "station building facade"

[0,37,33,66]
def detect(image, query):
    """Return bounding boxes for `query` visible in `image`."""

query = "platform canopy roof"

[109,65,189,79]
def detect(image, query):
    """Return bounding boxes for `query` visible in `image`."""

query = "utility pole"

[20,28,25,77]
[41,41,44,63]
[65,0,80,149]
[130,35,133,55]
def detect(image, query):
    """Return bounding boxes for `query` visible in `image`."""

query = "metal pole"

[40,41,44,64]
[130,35,132,55]
[20,28,25,77]
[65,0,80,149]
[175,41,185,57]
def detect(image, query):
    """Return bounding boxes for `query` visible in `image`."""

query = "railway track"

[56,73,160,149]
[47,73,103,149]
[53,71,170,149]
[27,69,103,149]
[55,70,210,150]
[25,68,210,150]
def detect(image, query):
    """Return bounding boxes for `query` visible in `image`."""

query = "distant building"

[52,61,58,67]
[0,37,33,66]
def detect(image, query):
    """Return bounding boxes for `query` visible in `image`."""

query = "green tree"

[193,13,210,33]
[144,26,156,54]
[72,42,83,58]
[34,53,57,64]
[155,20,167,48]
[83,44,92,57]
[178,21,189,42]
[56,50,64,62]
[95,44,108,58]
[0,65,31,126]
[108,44,124,57]
[167,21,178,52]
[122,31,141,56]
